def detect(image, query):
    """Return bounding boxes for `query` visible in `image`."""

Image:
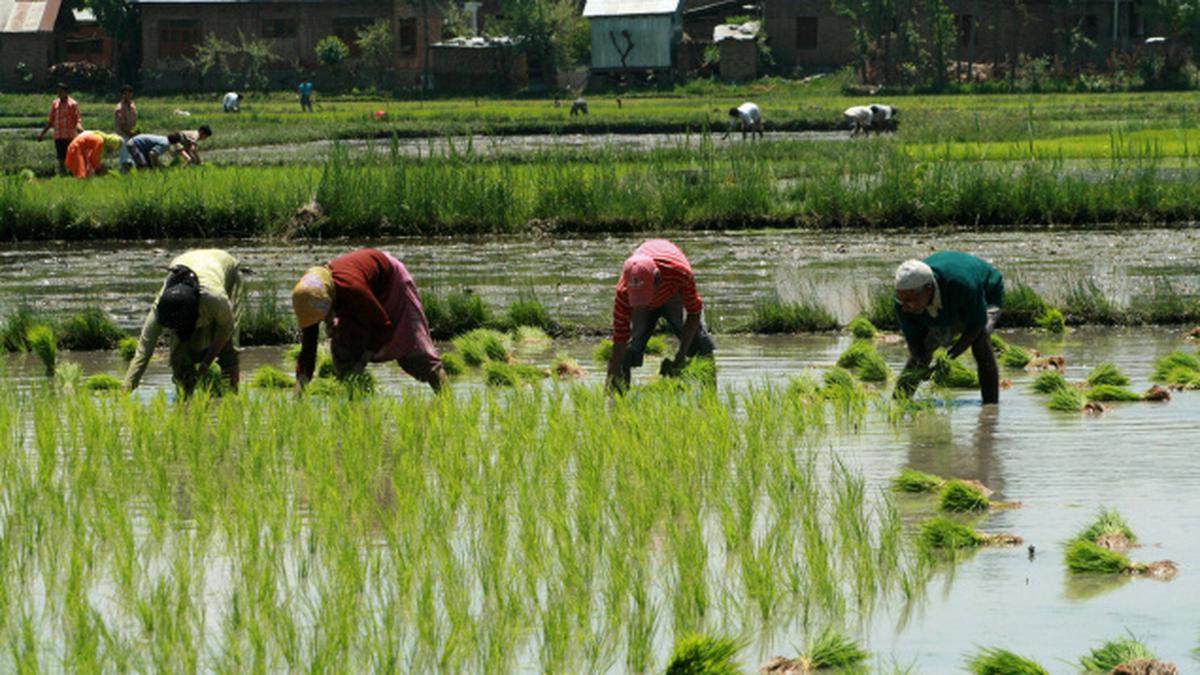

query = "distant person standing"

[37,82,83,175]
[723,102,763,140]
[298,79,315,112]
[222,91,241,113]
[114,84,138,173]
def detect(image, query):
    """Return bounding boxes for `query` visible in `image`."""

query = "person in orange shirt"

[37,82,83,175]
[64,131,123,178]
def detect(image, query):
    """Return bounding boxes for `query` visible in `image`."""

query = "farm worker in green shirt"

[893,251,1004,404]
[124,249,243,395]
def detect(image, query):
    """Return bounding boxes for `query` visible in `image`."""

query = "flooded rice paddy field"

[3,227,1200,331]
[3,328,1199,671]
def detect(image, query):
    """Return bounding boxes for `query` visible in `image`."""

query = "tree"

[316,35,351,68]
[78,0,140,82]
[491,0,587,89]
[357,19,394,88]
[189,32,278,90]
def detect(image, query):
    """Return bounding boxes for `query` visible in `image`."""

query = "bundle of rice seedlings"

[1036,307,1067,333]
[892,468,944,493]
[847,315,878,339]
[484,361,548,387]
[1065,539,1134,574]
[920,517,986,550]
[1032,371,1069,394]
[512,325,551,346]
[1087,362,1131,387]
[192,363,228,395]
[1048,387,1086,412]
[939,480,990,512]
[1078,634,1156,672]
[1084,385,1141,402]
[342,371,375,398]
[990,333,1011,354]
[836,340,874,370]
[931,350,979,388]
[27,325,57,377]
[117,336,139,362]
[660,357,717,388]
[1151,351,1200,387]
[1076,509,1137,547]
[664,634,743,675]
[967,647,1049,675]
[822,366,857,390]
[857,350,891,382]
[304,378,344,397]
[1001,343,1033,369]
[441,352,466,377]
[786,374,821,398]
[552,355,585,379]
[453,329,512,367]
[249,365,294,389]
[799,627,869,671]
[83,373,123,392]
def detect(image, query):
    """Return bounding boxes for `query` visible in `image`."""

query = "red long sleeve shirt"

[612,239,703,344]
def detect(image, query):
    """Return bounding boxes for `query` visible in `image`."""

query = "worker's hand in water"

[659,356,688,378]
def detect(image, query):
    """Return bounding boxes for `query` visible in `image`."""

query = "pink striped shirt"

[612,239,703,344]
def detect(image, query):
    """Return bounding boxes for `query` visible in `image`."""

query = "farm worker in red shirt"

[291,248,447,392]
[37,82,83,175]
[64,131,123,178]
[606,239,715,391]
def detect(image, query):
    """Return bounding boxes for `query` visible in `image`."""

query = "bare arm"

[606,341,629,393]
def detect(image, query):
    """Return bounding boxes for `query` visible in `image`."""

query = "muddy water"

[4,328,1199,670]
[203,130,849,164]
[3,228,1200,332]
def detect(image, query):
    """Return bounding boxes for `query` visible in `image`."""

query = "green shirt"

[124,249,241,390]
[896,251,1004,349]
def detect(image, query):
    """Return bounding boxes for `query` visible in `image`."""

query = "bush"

[316,35,351,68]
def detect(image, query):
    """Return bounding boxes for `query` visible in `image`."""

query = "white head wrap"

[895,259,935,291]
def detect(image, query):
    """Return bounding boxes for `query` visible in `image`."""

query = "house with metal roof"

[0,0,110,88]
[583,0,684,81]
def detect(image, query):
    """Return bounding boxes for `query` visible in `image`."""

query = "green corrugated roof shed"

[583,0,682,71]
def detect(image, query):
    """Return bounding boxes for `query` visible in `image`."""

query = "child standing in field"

[37,82,83,175]
[299,80,315,112]
[114,84,138,173]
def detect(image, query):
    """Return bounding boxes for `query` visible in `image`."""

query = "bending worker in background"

[893,251,1004,404]
[291,248,447,393]
[124,249,243,394]
[606,239,715,391]
[64,131,124,178]
[723,101,764,140]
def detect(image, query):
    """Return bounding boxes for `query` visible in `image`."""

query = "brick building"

[431,36,528,92]
[0,0,113,88]
[132,0,442,89]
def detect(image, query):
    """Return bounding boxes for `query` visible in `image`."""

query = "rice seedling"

[1031,371,1069,394]
[83,373,123,392]
[847,315,878,339]
[422,289,493,339]
[675,357,716,387]
[0,305,39,352]
[743,298,838,333]
[506,291,552,331]
[592,336,666,364]
[664,634,743,675]
[1075,509,1137,546]
[27,324,56,376]
[117,336,139,362]
[892,468,944,493]
[54,360,82,391]
[249,365,295,389]
[998,282,1048,327]
[939,480,989,513]
[441,351,467,376]
[1078,634,1156,672]
[1065,539,1134,574]
[512,325,551,346]
[1087,362,1131,387]
[930,350,979,389]
[836,340,891,382]
[56,308,127,350]
[989,333,1011,354]
[483,361,548,387]
[1084,384,1142,402]
[799,627,870,671]
[552,354,585,379]
[1151,351,1200,386]
[1048,387,1086,411]
[919,517,985,550]
[452,329,512,367]
[967,647,1048,675]
[1036,307,1067,333]
[240,292,297,346]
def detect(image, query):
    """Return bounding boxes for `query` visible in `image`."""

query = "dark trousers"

[621,294,715,382]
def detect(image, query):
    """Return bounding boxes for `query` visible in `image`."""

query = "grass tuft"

[27,325,57,377]
[57,308,127,350]
[1000,343,1033,368]
[1086,362,1131,387]
[484,361,548,387]
[452,328,512,367]
[893,468,944,493]
[592,336,666,364]
[423,289,492,340]
[967,647,1048,675]
[939,480,990,512]
[1036,307,1067,333]
[664,634,744,675]
[801,627,869,670]
[506,291,552,330]
[441,351,467,377]
[1078,634,1156,672]
[836,340,891,382]
[1151,351,1200,385]
[1,306,39,352]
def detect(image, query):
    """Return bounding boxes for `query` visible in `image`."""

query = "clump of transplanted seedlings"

[919,517,1023,550]
[117,336,139,362]
[1064,511,1177,578]
[664,633,744,675]
[991,333,1033,368]
[512,325,551,346]
[1077,633,1156,672]
[1048,387,1086,412]
[453,328,513,367]
[1036,307,1067,333]
[27,324,57,376]
[939,480,990,512]
[893,468,944,493]
[83,373,123,392]
[440,351,466,376]
[1087,362,1131,387]
[760,627,868,673]
[250,365,295,389]
[592,336,666,364]
[847,315,878,339]
[836,339,891,382]
[1076,509,1137,550]
[930,349,979,388]
[484,361,548,387]
[1032,370,1069,394]
[1084,384,1141,402]
[967,647,1048,675]
[1151,351,1200,388]
[552,354,585,379]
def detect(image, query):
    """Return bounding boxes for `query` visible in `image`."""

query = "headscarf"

[292,265,334,328]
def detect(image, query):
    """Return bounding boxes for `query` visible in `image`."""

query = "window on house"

[333,17,374,56]
[398,17,417,56]
[795,17,818,50]
[158,19,201,59]
[262,18,297,39]
[65,36,104,55]
[956,14,974,49]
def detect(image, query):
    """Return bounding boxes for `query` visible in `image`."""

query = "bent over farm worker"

[64,131,123,178]
[124,249,243,394]
[723,101,763,140]
[291,248,447,393]
[893,251,1004,404]
[606,239,715,391]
